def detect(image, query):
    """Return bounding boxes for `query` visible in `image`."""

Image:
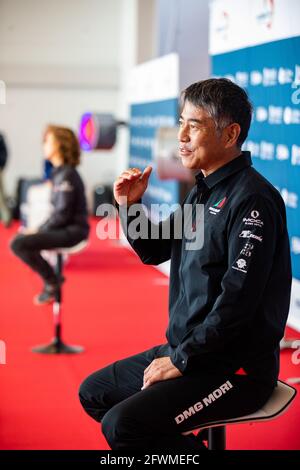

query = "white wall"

[1,87,119,198]
[0,0,122,204]
[156,0,210,88]
[0,0,120,67]
[114,0,138,178]
[114,0,157,177]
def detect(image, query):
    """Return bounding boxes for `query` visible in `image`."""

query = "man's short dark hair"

[182,78,253,147]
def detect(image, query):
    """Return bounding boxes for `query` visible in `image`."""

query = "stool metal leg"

[280,338,299,350]
[287,377,300,385]
[32,254,84,354]
[208,426,226,450]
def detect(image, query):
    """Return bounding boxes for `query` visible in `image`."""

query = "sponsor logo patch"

[209,196,227,215]
[239,230,263,243]
[243,210,264,227]
[240,241,254,257]
[54,181,74,192]
[232,258,248,273]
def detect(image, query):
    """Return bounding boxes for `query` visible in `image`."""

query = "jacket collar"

[195,151,252,191]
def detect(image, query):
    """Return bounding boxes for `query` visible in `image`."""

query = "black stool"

[182,380,297,450]
[32,240,88,354]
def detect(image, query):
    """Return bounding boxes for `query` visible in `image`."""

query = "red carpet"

[0,219,299,450]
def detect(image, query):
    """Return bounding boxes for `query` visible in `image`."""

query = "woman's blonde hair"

[44,125,81,167]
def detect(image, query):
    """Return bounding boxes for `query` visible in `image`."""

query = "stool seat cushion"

[53,240,88,255]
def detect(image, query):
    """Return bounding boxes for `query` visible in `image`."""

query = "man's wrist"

[114,199,142,210]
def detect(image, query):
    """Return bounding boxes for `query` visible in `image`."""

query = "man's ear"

[224,123,241,148]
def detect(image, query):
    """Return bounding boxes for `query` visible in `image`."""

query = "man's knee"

[78,373,97,408]
[101,403,146,450]
[101,406,131,449]
[78,371,109,423]
[10,235,25,254]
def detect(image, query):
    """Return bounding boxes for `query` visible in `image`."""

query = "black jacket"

[118,152,292,387]
[0,133,8,169]
[39,164,89,235]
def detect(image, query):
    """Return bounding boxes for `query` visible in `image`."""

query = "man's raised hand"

[113,166,152,206]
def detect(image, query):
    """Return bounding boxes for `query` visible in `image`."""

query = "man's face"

[178,100,227,171]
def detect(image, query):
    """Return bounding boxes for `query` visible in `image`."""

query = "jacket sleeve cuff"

[170,347,188,374]
[38,223,49,232]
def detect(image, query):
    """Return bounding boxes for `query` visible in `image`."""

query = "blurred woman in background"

[11,125,89,304]
[0,132,12,227]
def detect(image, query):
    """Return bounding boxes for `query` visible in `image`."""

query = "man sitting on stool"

[11,125,89,305]
[79,79,292,451]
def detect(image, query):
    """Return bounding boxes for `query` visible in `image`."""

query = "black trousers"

[11,226,87,284]
[79,344,274,451]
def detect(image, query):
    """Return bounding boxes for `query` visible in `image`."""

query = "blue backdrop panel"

[129,97,179,212]
[212,35,300,280]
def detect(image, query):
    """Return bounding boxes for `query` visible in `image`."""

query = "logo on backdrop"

[291,82,300,105]
[215,10,230,41]
[291,237,300,255]
[256,0,275,29]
